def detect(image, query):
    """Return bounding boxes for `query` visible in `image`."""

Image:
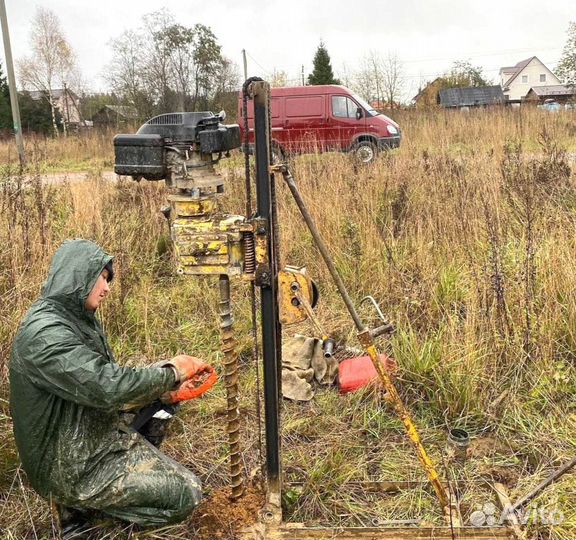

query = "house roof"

[501,56,539,88]
[439,85,505,108]
[28,88,79,100]
[411,77,442,102]
[527,85,575,97]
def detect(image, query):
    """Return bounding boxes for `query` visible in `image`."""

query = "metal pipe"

[281,167,365,331]
[219,274,244,500]
[252,81,282,497]
[0,0,25,169]
[280,165,451,512]
[511,455,576,513]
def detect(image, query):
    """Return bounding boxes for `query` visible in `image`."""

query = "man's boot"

[54,503,93,540]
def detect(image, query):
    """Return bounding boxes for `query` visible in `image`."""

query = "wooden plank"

[253,524,514,539]
[494,482,524,540]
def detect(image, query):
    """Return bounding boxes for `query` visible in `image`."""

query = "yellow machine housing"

[169,195,252,276]
[278,266,317,325]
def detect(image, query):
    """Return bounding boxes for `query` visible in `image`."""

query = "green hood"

[41,239,113,316]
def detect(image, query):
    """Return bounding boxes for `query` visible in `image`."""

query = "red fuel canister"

[338,354,397,394]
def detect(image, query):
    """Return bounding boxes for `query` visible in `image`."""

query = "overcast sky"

[1,0,573,101]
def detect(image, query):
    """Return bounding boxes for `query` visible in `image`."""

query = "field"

[1,106,576,539]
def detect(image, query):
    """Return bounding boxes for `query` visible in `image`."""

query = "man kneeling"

[10,239,207,532]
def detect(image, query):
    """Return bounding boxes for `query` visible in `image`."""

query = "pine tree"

[19,91,61,134]
[0,61,60,134]
[556,21,576,88]
[308,42,340,85]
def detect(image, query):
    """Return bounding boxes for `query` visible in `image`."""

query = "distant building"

[439,86,505,109]
[524,85,576,104]
[411,78,444,108]
[28,88,81,125]
[499,57,562,103]
[92,105,139,127]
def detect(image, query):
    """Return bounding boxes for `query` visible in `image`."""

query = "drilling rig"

[113,80,518,539]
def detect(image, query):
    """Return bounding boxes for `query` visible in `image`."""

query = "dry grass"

[1,107,576,538]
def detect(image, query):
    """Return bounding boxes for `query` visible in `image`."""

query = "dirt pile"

[189,485,265,539]
[468,436,512,459]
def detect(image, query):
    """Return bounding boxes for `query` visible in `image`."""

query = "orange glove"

[162,366,218,403]
[162,355,209,383]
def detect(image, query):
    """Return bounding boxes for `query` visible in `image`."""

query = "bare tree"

[352,51,384,106]
[107,29,153,119]
[143,10,177,113]
[381,53,404,108]
[106,10,232,117]
[352,57,377,103]
[191,24,222,110]
[214,58,240,94]
[351,51,405,109]
[18,7,77,135]
[270,69,288,88]
[338,62,353,88]
[163,23,195,110]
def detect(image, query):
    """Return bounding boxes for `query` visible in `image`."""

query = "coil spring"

[243,231,256,274]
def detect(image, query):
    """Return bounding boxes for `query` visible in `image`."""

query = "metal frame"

[252,81,282,512]
[248,79,518,539]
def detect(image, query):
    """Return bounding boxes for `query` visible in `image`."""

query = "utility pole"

[0,0,25,169]
[301,65,305,86]
[242,49,248,80]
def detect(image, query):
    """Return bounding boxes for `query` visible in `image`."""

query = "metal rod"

[294,285,325,337]
[242,49,248,81]
[279,165,451,512]
[219,274,244,500]
[281,167,365,331]
[511,455,576,513]
[252,80,282,498]
[241,81,264,463]
[0,0,25,170]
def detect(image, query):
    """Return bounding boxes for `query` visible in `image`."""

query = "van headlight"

[387,125,398,135]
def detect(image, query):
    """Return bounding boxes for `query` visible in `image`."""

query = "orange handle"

[171,366,218,402]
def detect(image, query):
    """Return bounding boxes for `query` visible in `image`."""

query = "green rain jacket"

[10,239,201,525]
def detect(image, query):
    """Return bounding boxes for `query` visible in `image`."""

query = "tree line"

[1,7,575,136]
[105,9,239,121]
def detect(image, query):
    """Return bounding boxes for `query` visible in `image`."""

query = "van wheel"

[352,141,377,163]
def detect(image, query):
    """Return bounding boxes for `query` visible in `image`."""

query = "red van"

[238,85,401,163]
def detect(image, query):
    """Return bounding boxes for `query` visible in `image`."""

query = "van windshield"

[352,94,379,116]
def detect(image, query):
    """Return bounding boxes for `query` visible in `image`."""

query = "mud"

[188,485,265,539]
[469,436,520,487]
[468,436,513,459]
[478,464,520,487]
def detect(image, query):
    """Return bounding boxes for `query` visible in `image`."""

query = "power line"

[245,51,273,77]
[243,49,562,85]
[400,46,563,64]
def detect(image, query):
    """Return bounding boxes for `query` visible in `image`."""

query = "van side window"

[332,96,359,118]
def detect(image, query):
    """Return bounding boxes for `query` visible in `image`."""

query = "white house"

[28,88,82,125]
[499,57,561,103]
